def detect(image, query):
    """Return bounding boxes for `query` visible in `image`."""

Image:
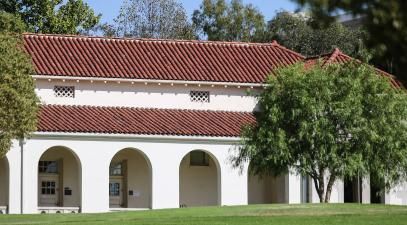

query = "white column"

[361,177,370,204]
[219,161,248,206]
[71,140,128,213]
[286,172,301,203]
[7,141,21,214]
[334,179,344,203]
[21,140,40,214]
[149,148,180,209]
[79,152,110,213]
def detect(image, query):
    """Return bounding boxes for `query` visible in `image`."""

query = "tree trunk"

[324,175,336,203]
[312,171,325,203]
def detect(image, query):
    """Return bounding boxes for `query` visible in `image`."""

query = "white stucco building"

[0,34,405,214]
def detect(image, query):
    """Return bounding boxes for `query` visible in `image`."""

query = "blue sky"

[84,0,298,24]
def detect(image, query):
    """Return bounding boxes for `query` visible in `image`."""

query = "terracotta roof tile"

[23,34,304,83]
[37,105,255,137]
[305,48,403,88]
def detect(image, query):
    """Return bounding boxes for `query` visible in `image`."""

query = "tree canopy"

[292,0,407,86]
[0,11,26,33]
[267,11,366,58]
[0,33,39,156]
[107,0,195,39]
[0,0,101,34]
[192,0,266,42]
[233,62,407,203]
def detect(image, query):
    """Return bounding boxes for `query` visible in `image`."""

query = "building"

[338,13,365,29]
[0,34,405,214]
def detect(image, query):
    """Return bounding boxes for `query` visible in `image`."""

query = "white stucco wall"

[35,80,259,112]
[15,134,248,213]
[4,134,407,214]
[386,182,407,205]
[3,141,22,214]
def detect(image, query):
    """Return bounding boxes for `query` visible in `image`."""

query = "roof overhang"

[32,132,241,144]
[32,75,266,89]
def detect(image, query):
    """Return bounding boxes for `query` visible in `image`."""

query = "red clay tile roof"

[23,34,304,83]
[37,105,255,137]
[305,48,403,88]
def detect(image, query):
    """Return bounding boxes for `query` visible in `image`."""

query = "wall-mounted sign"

[64,187,72,196]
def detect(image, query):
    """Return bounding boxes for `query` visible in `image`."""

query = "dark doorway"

[370,182,384,204]
[344,177,361,203]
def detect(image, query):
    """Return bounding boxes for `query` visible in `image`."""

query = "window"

[38,161,58,173]
[190,151,209,166]
[54,86,75,98]
[41,181,56,195]
[109,162,123,176]
[109,183,120,196]
[190,91,210,103]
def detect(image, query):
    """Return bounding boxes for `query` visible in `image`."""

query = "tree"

[233,62,407,203]
[0,0,101,34]
[0,11,26,33]
[0,34,39,156]
[109,0,195,39]
[267,11,366,57]
[292,0,407,85]
[192,0,266,42]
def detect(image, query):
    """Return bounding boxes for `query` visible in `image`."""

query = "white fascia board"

[32,75,265,88]
[31,132,241,144]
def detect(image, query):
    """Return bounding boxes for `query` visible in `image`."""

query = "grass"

[0,204,407,225]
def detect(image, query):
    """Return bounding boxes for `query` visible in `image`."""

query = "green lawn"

[1,204,407,225]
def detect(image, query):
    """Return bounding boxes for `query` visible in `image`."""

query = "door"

[109,178,123,207]
[38,175,59,206]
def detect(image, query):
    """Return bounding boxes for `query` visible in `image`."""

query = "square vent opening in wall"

[190,91,210,103]
[54,86,75,98]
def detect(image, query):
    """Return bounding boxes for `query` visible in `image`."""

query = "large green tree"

[0,0,100,34]
[108,0,195,39]
[267,11,366,57]
[0,33,39,156]
[233,62,407,203]
[192,0,266,42]
[292,0,407,85]
[0,11,26,33]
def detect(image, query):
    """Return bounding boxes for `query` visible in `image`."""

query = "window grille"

[190,91,210,103]
[109,162,123,176]
[109,183,120,196]
[38,161,58,173]
[54,86,75,98]
[41,181,56,195]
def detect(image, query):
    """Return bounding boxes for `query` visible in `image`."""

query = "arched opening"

[0,156,9,214]
[300,175,312,203]
[37,146,81,209]
[370,176,385,204]
[179,150,221,207]
[344,176,362,203]
[247,163,287,204]
[109,148,152,209]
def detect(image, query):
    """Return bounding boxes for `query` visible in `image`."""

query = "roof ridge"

[270,39,305,59]
[23,33,283,47]
[324,48,342,66]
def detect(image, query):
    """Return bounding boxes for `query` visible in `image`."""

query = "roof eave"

[32,74,266,88]
[31,131,241,144]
